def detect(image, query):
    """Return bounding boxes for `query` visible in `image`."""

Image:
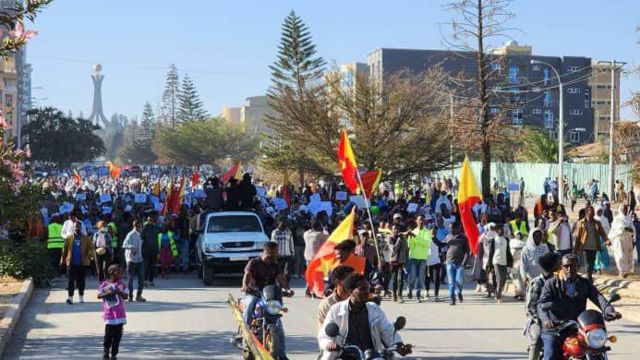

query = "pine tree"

[177,74,209,123]
[138,102,155,144]
[161,63,180,127]
[269,10,326,92]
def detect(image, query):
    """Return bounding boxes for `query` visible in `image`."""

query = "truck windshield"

[207,215,262,233]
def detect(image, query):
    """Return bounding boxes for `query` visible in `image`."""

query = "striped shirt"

[271,228,294,257]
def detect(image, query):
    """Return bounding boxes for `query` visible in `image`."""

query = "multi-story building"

[221,95,274,136]
[0,55,18,139]
[366,41,619,145]
[589,62,620,143]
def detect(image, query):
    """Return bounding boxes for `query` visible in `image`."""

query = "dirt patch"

[0,276,23,322]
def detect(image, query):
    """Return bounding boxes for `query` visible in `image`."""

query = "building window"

[532,108,542,115]
[543,67,551,85]
[567,87,580,94]
[509,65,520,84]
[597,84,607,89]
[491,63,501,71]
[584,88,591,108]
[569,131,580,143]
[569,109,583,116]
[5,94,13,108]
[543,110,554,129]
[510,88,521,104]
[512,108,523,125]
[543,91,552,107]
[490,107,500,114]
[532,64,541,71]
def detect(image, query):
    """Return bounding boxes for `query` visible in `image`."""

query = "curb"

[0,278,34,358]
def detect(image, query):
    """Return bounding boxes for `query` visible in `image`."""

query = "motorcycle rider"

[317,265,355,328]
[241,242,291,359]
[538,253,619,360]
[524,252,560,360]
[318,273,412,360]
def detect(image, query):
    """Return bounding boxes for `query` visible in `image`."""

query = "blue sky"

[27,0,640,120]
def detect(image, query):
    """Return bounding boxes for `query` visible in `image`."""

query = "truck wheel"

[203,265,215,286]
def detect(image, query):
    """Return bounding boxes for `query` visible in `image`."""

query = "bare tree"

[444,0,516,197]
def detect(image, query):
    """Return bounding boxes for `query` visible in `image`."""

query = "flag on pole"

[162,181,173,216]
[304,208,356,297]
[282,169,291,207]
[72,170,82,186]
[191,167,201,187]
[221,161,242,183]
[359,170,382,198]
[151,178,161,197]
[107,161,122,179]
[172,177,186,214]
[338,129,359,194]
[457,156,482,255]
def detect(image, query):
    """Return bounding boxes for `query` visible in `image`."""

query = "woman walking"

[609,205,636,278]
[61,221,92,305]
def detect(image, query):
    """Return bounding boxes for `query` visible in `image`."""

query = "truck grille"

[222,241,254,249]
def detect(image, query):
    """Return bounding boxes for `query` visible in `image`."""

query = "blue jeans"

[127,261,144,299]
[178,241,189,270]
[407,259,426,292]
[242,294,287,357]
[242,294,259,325]
[541,332,563,360]
[446,262,464,300]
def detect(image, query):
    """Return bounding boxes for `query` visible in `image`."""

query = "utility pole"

[450,95,454,180]
[598,60,626,201]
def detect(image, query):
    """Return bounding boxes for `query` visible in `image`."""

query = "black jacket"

[538,274,613,331]
[141,223,161,256]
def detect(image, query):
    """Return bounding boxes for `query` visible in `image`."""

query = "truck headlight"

[266,300,282,315]
[586,328,607,349]
[204,243,223,253]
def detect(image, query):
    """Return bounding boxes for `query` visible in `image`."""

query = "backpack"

[94,230,109,255]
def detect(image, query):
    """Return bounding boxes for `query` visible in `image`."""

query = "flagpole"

[355,170,382,268]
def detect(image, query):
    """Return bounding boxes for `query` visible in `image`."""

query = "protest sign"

[100,193,112,203]
[319,201,333,216]
[102,206,112,214]
[274,198,288,210]
[194,189,207,199]
[154,202,164,212]
[309,193,321,204]
[349,195,367,209]
[406,203,419,213]
[134,193,147,203]
[150,195,160,204]
[256,187,266,198]
[335,191,348,201]
[75,193,86,201]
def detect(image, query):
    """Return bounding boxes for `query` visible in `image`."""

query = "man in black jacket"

[538,254,618,360]
[140,213,161,287]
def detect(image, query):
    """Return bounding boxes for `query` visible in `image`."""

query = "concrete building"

[589,62,621,143]
[366,42,619,145]
[221,95,274,136]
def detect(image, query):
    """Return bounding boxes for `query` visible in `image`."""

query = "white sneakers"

[79,295,85,303]
[65,295,85,304]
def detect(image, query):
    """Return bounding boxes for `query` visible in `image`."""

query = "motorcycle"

[235,285,294,360]
[323,316,412,360]
[544,294,622,360]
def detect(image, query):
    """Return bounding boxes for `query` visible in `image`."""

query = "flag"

[72,170,82,186]
[162,181,173,216]
[282,169,291,207]
[221,161,242,183]
[151,178,161,197]
[304,208,356,298]
[170,177,186,214]
[107,161,122,179]
[191,167,201,187]
[457,156,482,255]
[359,170,382,198]
[338,129,359,194]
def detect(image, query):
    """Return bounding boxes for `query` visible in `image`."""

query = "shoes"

[425,291,431,298]
[407,292,413,300]
[458,293,463,303]
[450,298,456,306]
[148,282,155,288]
[66,297,73,305]
[136,296,147,302]
[475,284,481,292]
[128,297,133,302]
[434,296,440,303]
[496,298,502,304]
[79,296,85,303]
[393,294,398,302]
[103,355,109,360]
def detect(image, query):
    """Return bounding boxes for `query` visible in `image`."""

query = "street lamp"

[531,59,564,203]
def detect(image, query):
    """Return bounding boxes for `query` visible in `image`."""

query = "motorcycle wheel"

[265,323,284,358]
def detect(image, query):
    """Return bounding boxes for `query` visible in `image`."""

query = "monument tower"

[88,64,107,127]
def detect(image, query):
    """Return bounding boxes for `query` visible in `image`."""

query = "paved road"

[6,274,640,359]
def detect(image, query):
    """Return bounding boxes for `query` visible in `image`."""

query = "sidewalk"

[594,274,640,323]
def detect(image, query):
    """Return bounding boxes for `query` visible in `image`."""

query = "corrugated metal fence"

[436,162,632,192]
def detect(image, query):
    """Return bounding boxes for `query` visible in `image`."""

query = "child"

[98,264,128,360]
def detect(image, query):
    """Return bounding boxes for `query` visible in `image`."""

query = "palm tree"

[520,127,558,163]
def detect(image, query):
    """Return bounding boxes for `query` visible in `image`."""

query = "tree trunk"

[481,137,491,198]
[298,168,305,189]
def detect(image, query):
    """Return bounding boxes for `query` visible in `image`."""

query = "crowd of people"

[16,164,640,359]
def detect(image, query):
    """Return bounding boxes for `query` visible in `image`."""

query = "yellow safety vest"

[510,220,528,237]
[108,222,118,249]
[47,223,64,249]
[158,231,178,257]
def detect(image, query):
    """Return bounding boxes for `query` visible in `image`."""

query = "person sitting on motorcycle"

[524,252,560,360]
[538,253,619,360]
[241,242,291,326]
[324,240,373,296]
[318,265,355,329]
[318,273,412,360]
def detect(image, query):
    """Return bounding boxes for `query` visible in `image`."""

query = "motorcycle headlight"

[586,328,607,349]
[266,300,282,315]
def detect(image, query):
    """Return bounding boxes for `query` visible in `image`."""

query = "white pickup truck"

[196,211,269,285]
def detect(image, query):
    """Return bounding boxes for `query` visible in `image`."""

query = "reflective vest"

[158,231,178,257]
[47,223,64,249]
[340,254,366,274]
[108,222,118,249]
[510,220,528,237]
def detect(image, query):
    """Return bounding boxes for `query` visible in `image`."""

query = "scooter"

[323,316,412,360]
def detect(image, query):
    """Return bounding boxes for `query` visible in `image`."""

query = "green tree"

[120,102,158,164]
[265,11,330,178]
[177,74,209,123]
[161,63,179,127]
[154,118,258,165]
[519,127,559,163]
[23,107,105,167]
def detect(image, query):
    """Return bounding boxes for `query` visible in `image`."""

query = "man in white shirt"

[61,211,87,239]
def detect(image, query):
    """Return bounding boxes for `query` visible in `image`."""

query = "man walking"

[271,219,294,282]
[122,220,146,302]
[574,205,609,283]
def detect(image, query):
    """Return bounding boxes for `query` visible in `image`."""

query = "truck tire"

[203,265,215,286]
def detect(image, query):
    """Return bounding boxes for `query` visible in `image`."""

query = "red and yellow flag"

[168,177,185,215]
[305,208,356,298]
[359,170,382,198]
[191,167,201,187]
[338,129,359,194]
[162,181,173,216]
[457,156,482,255]
[151,178,161,197]
[107,161,122,179]
[72,170,82,186]
[221,161,242,183]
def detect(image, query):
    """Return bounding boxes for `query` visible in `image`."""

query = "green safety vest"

[510,220,528,237]
[158,231,178,257]
[47,223,64,249]
[108,222,118,249]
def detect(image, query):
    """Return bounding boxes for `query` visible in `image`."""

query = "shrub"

[0,240,54,287]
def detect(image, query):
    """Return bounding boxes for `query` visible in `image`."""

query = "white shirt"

[61,219,87,239]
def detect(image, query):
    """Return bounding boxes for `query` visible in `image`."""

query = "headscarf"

[525,228,547,251]
[609,204,634,240]
[594,205,611,234]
